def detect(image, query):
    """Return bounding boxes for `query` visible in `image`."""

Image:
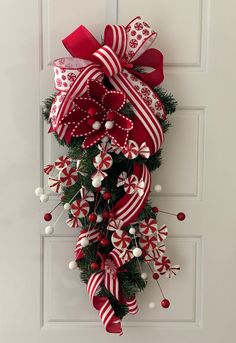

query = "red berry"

[161,299,170,308]
[152,272,160,280]
[152,206,159,213]
[88,107,97,116]
[102,210,110,219]
[88,117,95,126]
[177,212,186,221]
[44,213,52,221]
[88,213,97,222]
[100,238,109,247]
[107,111,116,121]
[90,262,99,270]
[103,191,112,200]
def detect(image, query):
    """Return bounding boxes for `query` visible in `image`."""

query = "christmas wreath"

[35,16,185,334]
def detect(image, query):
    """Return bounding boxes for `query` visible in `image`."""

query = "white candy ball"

[64,203,71,210]
[92,121,101,130]
[81,237,89,247]
[154,184,162,193]
[148,302,156,309]
[45,225,54,235]
[35,187,44,197]
[96,214,103,223]
[69,260,78,270]
[141,272,148,280]
[105,121,114,130]
[129,227,136,235]
[133,247,142,258]
[40,194,49,203]
[92,177,102,188]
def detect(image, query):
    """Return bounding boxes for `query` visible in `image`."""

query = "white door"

[1,0,236,342]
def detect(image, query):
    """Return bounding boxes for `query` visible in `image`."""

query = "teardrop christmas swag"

[36,17,186,334]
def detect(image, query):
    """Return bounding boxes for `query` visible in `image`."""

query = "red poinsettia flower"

[60,79,133,148]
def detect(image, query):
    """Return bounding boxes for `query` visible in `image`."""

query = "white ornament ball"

[92,177,102,188]
[96,214,103,223]
[133,247,142,258]
[141,272,148,280]
[129,227,136,235]
[45,225,54,235]
[148,302,156,309]
[35,187,44,197]
[40,194,49,203]
[154,184,162,193]
[105,121,114,130]
[69,260,78,270]
[64,203,71,210]
[81,237,89,247]
[92,121,101,130]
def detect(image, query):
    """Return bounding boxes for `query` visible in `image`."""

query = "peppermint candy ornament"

[48,177,62,193]
[93,152,113,170]
[98,141,112,153]
[117,172,127,187]
[139,142,150,159]
[139,218,158,236]
[111,230,131,249]
[139,234,157,251]
[70,199,89,218]
[107,219,124,231]
[122,140,139,159]
[143,243,166,261]
[80,186,94,202]
[157,224,168,242]
[124,174,138,194]
[110,140,122,154]
[55,155,72,170]
[165,265,180,278]
[154,256,171,274]
[44,164,55,175]
[66,217,82,228]
[59,167,78,187]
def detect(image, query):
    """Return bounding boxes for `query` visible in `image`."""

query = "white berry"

[45,225,54,235]
[68,260,78,270]
[154,184,162,193]
[105,121,114,130]
[141,272,148,280]
[96,214,103,223]
[92,177,102,188]
[35,187,44,197]
[64,203,71,210]
[81,237,89,247]
[40,194,49,203]
[133,247,142,257]
[92,121,101,130]
[129,227,136,235]
[148,302,156,309]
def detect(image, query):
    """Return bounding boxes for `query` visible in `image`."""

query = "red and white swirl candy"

[157,224,168,242]
[111,230,131,250]
[165,265,180,278]
[154,256,171,274]
[44,164,55,175]
[139,142,150,158]
[139,218,158,236]
[143,243,166,261]
[122,140,139,159]
[70,199,89,218]
[93,152,113,170]
[124,175,144,197]
[107,219,124,231]
[139,234,157,251]
[59,167,78,187]
[98,141,113,153]
[48,177,62,193]
[55,155,72,170]
[80,186,94,202]
[117,171,127,187]
[91,170,107,181]
[66,217,82,228]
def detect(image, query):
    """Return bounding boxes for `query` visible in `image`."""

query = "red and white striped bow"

[49,17,165,155]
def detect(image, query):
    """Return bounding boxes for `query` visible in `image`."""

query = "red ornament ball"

[161,299,170,308]
[44,213,52,221]
[88,107,97,116]
[88,213,97,222]
[152,206,159,213]
[100,238,109,247]
[90,262,99,270]
[103,191,112,200]
[102,210,110,219]
[152,272,160,280]
[88,117,95,126]
[177,212,186,221]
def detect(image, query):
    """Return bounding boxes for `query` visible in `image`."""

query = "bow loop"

[93,45,122,77]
